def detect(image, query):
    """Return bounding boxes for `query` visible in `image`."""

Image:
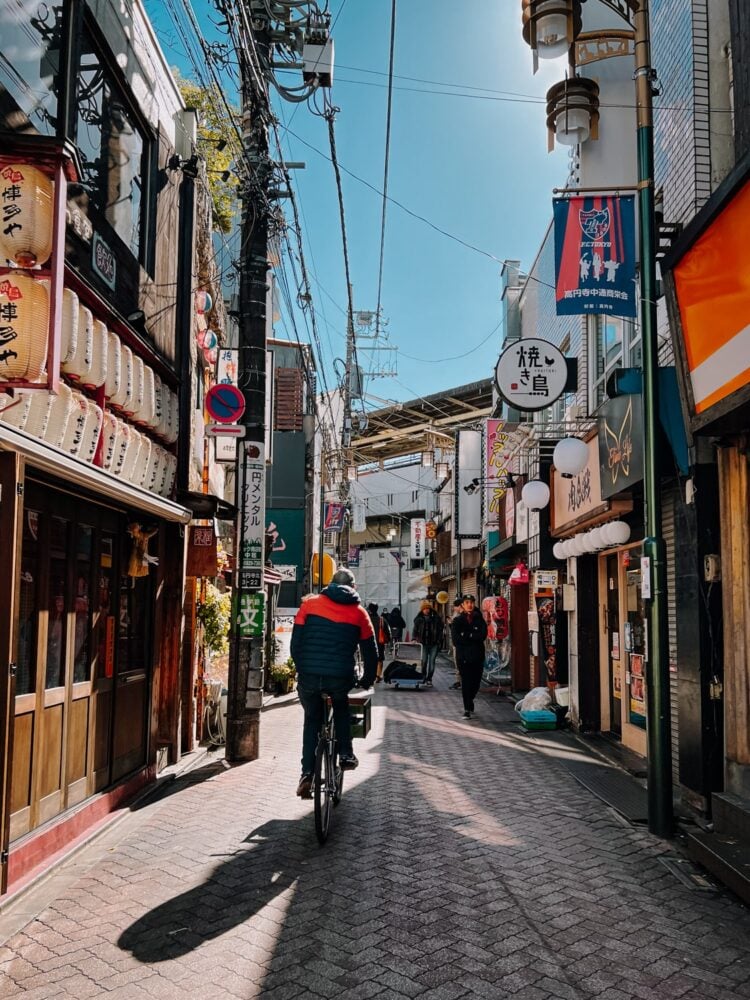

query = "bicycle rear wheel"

[314,740,333,843]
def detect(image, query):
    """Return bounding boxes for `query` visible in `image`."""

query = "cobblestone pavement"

[2,660,750,1000]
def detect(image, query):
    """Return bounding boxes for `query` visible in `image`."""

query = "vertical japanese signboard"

[485,419,517,527]
[455,428,482,538]
[237,441,265,590]
[410,518,425,560]
[553,195,637,318]
[235,591,266,638]
[215,349,239,462]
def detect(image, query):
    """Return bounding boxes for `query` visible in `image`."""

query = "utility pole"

[339,284,355,567]
[226,1,271,763]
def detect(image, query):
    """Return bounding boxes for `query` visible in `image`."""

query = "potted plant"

[270,659,296,696]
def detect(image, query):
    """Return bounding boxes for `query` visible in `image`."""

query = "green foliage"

[196,583,231,655]
[175,74,239,235]
[270,660,296,683]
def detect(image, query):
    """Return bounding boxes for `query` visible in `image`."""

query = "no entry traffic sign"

[205,383,246,423]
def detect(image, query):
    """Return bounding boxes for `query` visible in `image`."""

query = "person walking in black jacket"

[291,569,378,797]
[389,606,406,643]
[450,594,488,719]
[367,602,391,682]
[412,601,444,685]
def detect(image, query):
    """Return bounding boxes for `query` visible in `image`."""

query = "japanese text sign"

[410,518,425,560]
[553,195,636,318]
[495,338,567,412]
[237,442,265,590]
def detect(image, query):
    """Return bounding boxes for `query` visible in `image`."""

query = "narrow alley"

[1,661,749,1000]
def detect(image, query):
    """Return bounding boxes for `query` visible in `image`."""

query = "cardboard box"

[348,691,371,739]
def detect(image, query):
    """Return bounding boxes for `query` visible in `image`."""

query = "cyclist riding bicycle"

[291,567,378,799]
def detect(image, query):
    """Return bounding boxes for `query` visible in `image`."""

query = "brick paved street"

[1,659,750,1000]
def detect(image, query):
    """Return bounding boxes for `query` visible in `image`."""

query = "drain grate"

[659,855,720,892]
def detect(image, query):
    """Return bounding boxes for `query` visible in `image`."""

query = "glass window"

[17,508,41,695]
[591,315,639,409]
[0,1,63,135]
[46,516,68,689]
[75,25,146,260]
[73,524,93,682]
[118,574,150,675]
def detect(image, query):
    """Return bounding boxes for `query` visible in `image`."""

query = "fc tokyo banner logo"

[553,195,636,318]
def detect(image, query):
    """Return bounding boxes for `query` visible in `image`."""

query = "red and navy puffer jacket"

[291,583,378,685]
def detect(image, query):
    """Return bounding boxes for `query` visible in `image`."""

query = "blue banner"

[553,195,637,318]
[324,502,346,533]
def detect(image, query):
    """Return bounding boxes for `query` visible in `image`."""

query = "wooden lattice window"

[274,367,304,430]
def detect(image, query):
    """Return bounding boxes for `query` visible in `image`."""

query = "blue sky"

[144,1,569,405]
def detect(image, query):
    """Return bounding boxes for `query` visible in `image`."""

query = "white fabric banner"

[410,518,426,560]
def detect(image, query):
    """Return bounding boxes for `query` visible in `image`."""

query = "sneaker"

[339,754,359,771]
[450,681,462,690]
[296,773,313,799]
[469,701,475,712]
[462,710,472,719]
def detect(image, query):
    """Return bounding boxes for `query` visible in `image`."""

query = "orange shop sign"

[669,173,750,426]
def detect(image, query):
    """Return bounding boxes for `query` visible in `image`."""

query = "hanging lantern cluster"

[0,163,54,267]
[197,328,218,351]
[553,520,631,560]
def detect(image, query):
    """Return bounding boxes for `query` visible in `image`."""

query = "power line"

[375,0,397,341]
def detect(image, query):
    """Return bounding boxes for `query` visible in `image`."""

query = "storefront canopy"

[0,422,192,524]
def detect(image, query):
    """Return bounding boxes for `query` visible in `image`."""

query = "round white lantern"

[0,164,53,267]
[139,364,155,426]
[521,480,550,511]
[607,520,631,546]
[0,274,49,382]
[42,381,75,447]
[80,398,104,463]
[62,391,89,456]
[111,344,134,411]
[0,391,33,429]
[128,355,145,417]
[587,526,604,550]
[553,541,566,561]
[553,437,588,478]
[582,532,599,553]
[149,372,163,431]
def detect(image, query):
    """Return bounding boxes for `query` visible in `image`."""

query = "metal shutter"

[661,485,680,785]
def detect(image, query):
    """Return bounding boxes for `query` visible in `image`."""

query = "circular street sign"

[494,338,568,412]
[205,384,246,423]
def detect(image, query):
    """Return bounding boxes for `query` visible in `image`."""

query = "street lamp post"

[523,0,672,836]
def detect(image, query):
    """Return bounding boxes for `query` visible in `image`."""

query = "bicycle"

[313,694,344,844]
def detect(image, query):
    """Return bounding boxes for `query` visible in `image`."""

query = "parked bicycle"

[313,694,344,844]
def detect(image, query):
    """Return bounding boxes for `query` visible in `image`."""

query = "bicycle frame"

[314,696,343,844]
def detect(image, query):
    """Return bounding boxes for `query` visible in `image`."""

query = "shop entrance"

[605,553,622,737]
[8,481,153,841]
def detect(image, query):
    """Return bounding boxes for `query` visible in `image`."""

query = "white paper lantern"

[0,273,49,382]
[607,520,631,546]
[100,412,120,472]
[162,453,177,496]
[553,541,566,560]
[84,319,108,389]
[168,389,179,443]
[42,381,75,447]
[150,372,163,431]
[553,437,588,478]
[582,532,599,553]
[60,288,79,366]
[128,355,145,418]
[105,331,121,400]
[23,388,55,438]
[63,304,93,382]
[521,480,550,511]
[0,164,53,266]
[144,444,163,492]
[62,391,90,456]
[133,433,152,487]
[115,420,138,479]
[79,398,103,463]
[141,366,156,426]
[122,427,142,481]
[111,344,133,411]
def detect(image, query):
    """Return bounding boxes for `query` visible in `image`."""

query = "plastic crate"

[519,708,557,731]
[348,691,371,739]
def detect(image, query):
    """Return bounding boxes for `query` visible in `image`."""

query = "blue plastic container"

[519,708,557,731]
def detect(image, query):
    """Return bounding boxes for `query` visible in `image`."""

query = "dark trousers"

[296,674,354,774]
[457,654,483,711]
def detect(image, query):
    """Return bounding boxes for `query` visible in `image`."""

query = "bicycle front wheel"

[314,740,333,844]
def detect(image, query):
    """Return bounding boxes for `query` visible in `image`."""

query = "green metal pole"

[633,0,673,837]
